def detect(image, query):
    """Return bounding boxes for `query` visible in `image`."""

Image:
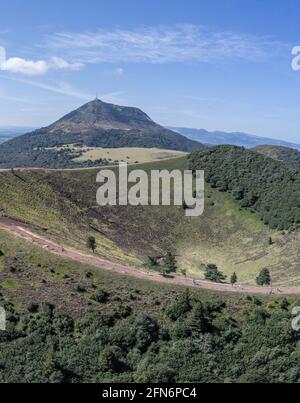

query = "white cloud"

[51,56,84,71]
[1,57,49,76]
[1,25,285,76]
[45,24,286,65]
[0,46,84,76]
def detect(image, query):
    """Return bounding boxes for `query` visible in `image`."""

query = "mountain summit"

[53,99,154,130]
[0,99,203,168]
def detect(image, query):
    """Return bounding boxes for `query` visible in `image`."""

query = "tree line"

[188,146,300,231]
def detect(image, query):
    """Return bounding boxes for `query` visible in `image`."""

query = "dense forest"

[189,146,300,231]
[0,130,114,169]
[0,291,299,383]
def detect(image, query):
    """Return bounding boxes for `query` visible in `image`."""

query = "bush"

[27,303,39,313]
[204,264,227,283]
[166,289,192,321]
[75,285,86,293]
[92,289,109,304]
[256,268,271,286]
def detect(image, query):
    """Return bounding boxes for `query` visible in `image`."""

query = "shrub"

[204,264,227,283]
[92,289,109,304]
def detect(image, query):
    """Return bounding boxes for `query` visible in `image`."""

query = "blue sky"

[0,0,300,142]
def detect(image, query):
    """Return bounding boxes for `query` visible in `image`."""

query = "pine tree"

[230,272,238,285]
[256,268,271,286]
[163,252,177,274]
[86,236,97,253]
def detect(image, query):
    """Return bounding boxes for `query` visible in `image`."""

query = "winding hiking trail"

[1,216,300,295]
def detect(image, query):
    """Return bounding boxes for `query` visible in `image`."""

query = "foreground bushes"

[0,292,299,383]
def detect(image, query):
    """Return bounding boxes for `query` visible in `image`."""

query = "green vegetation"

[0,140,110,169]
[86,236,97,253]
[254,145,300,169]
[145,253,178,276]
[231,272,238,285]
[256,268,272,286]
[1,283,299,383]
[204,264,226,283]
[0,200,299,383]
[162,252,178,275]
[0,156,300,285]
[189,146,300,231]
[145,256,159,268]
[92,289,109,304]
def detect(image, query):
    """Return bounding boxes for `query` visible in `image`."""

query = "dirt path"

[0,216,300,295]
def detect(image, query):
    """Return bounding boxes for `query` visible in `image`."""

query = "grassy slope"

[0,157,299,286]
[253,145,300,169]
[0,228,270,319]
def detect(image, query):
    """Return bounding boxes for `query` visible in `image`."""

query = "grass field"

[0,157,299,286]
[45,144,186,164]
[73,147,186,163]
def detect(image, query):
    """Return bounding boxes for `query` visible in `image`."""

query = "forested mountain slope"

[189,146,300,231]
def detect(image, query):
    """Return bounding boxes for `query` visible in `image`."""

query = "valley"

[0,154,299,286]
[1,216,300,294]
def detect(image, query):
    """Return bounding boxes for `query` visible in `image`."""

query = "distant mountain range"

[2,111,300,170]
[0,127,36,144]
[0,100,203,169]
[169,127,300,151]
